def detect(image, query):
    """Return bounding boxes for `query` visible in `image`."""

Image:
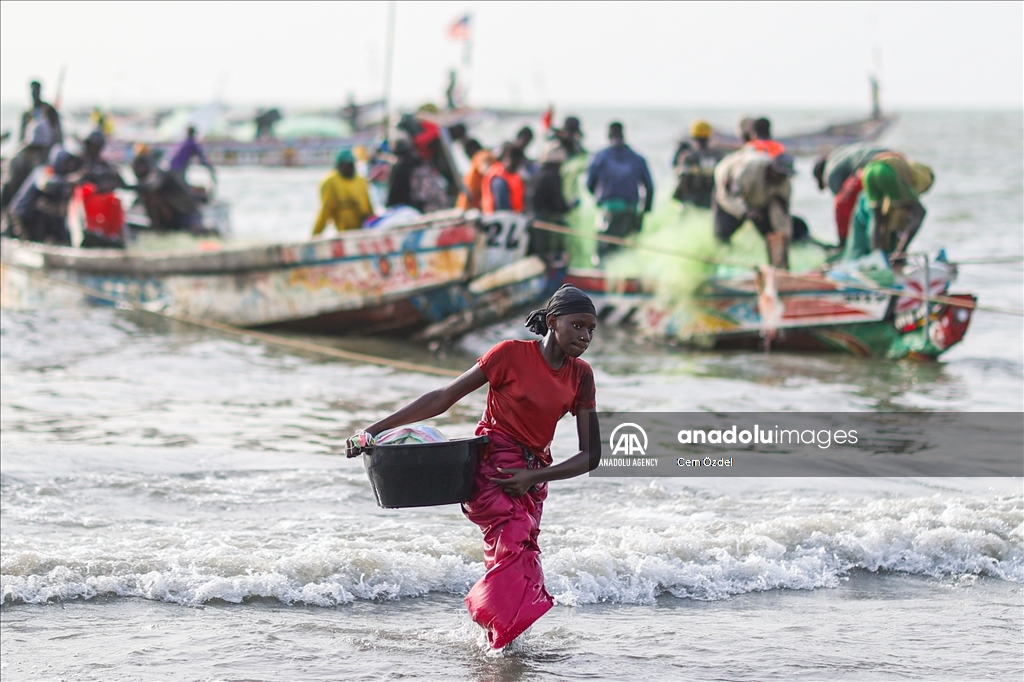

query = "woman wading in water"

[347,284,601,649]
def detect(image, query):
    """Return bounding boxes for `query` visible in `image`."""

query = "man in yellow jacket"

[312,149,373,236]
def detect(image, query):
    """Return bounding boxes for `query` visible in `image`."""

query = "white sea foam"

[4,490,1020,607]
[543,496,1024,605]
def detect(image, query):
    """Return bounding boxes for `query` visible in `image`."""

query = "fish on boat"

[566,251,976,360]
[0,210,562,336]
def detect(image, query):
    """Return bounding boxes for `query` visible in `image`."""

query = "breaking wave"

[4,493,1020,607]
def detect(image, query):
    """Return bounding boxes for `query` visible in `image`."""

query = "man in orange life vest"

[481,144,525,214]
[747,117,786,158]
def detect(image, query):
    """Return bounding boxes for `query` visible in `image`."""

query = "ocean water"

[2,109,1023,680]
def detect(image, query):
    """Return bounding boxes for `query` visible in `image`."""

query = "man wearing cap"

[312,149,373,236]
[671,120,724,209]
[712,149,796,268]
[586,121,654,261]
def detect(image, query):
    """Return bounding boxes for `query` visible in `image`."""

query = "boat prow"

[567,251,977,359]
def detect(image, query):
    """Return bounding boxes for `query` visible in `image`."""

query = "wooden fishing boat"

[0,210,561,335]
[705,80,896,157]
[707,114,895,158]
[102,131,381,168]
[99,106,540,168]
[566,252,976,359]
[776,114,895,157]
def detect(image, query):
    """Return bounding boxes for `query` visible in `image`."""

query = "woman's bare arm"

[346,365,487,456]
[491,409,601,496]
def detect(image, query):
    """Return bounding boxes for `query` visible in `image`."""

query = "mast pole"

[382,1,397,145]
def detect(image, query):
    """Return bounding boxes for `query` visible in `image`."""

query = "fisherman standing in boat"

[586,122,653,262]
[312,149,373,235]
[19,80,62,147]
[712,148,795,269]
[167,126,216,183]
[671,120,724,209]
[812,143,891,247]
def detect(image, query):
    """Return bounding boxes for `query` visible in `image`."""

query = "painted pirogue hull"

[100,108,542,168]
[413,257,567,342]
[565,265,975,359]
[1,213,484,333]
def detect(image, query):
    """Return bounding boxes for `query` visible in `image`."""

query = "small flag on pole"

[448,14,471,41]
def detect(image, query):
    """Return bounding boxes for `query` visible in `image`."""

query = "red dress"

[834,172,864,246]
[462,340,596,648]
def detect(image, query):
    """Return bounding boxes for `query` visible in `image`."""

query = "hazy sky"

[1,1,1021,111]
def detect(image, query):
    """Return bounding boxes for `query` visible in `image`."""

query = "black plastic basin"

[362,435,488,508]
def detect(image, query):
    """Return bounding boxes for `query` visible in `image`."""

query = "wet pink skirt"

[461,427,553,649]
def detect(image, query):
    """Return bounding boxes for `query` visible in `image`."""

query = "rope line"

[531,220,1024,317]
[946,257,1024,265]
